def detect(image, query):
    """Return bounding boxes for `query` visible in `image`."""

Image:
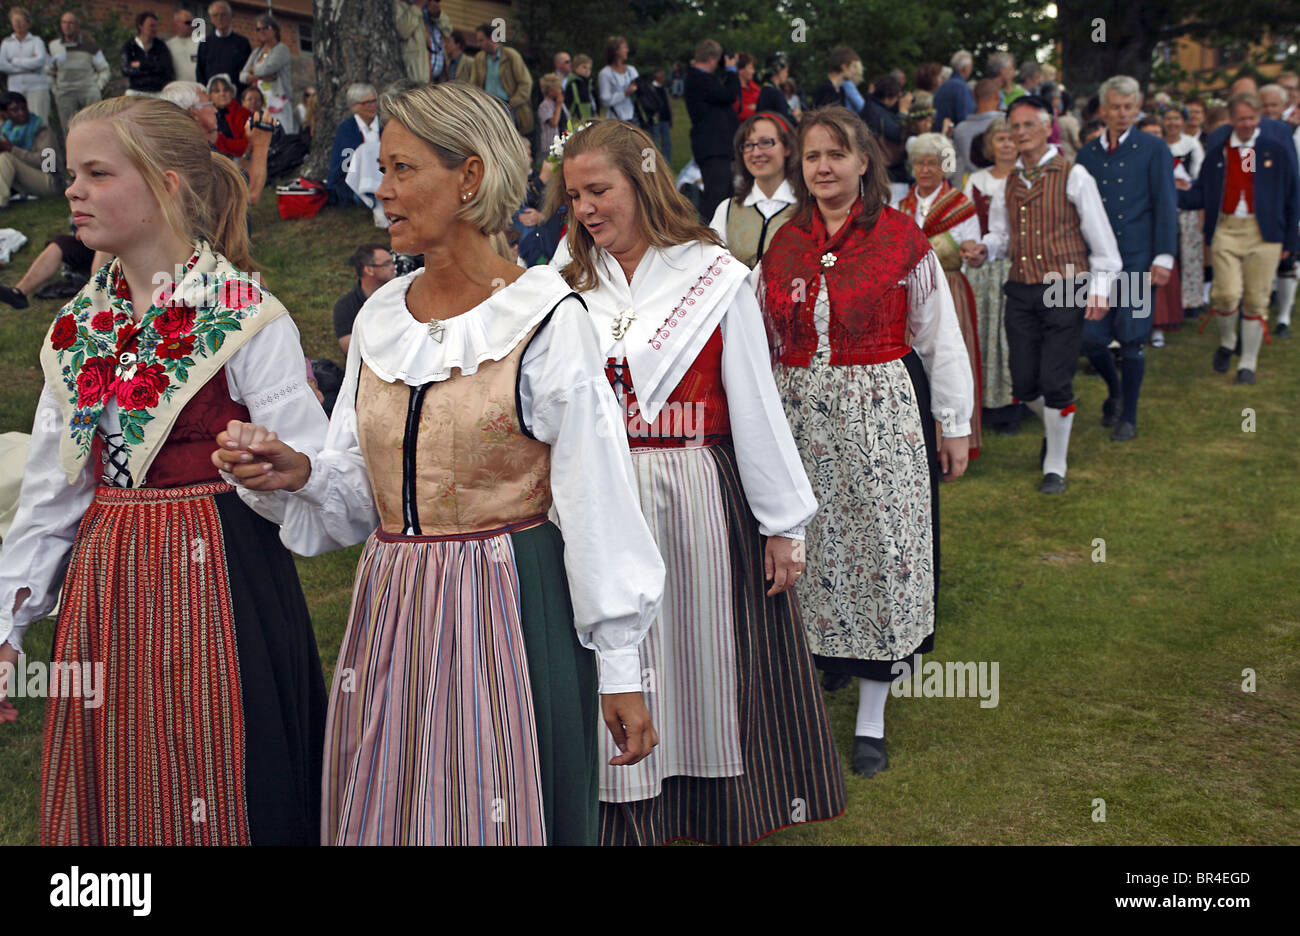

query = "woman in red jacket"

[208,74,250,158]
[734,53,761,122]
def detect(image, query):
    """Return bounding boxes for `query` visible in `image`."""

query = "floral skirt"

[965,257,1015,411]
[775,351,939,681]
[1179,210,1205,305]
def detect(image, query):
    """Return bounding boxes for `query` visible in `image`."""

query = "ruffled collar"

[355,264,575,385]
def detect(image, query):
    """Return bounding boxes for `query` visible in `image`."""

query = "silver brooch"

[427,319,445,343]
[611,305,637,340]
[821,253,838,268]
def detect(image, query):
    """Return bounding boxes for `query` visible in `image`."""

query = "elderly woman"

[894,131,984,458]
[709,110,799,268]
[208,74,250,158]
[239,14,296,134]
[214,84,665,845]
[964,116,1022,433]
[761,107,973,777]
[548,118,844,844]
[326,82,380,209]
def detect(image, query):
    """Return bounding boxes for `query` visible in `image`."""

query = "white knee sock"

[856,677,890,738]
[1043,405,1074,477]
[1240,316,1266,371]
[1023,395,1045,422]
[1216,307,1238,350]
[1275,276,1297,327]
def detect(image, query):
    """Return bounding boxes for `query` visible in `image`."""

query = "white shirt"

[0,32,49,92]
[1228,127,1262,217]
[0,316,327,653]
[1168,133,1204,180]
[982,144,1124,297]
[708,178,798,242]
[233,266,665,694]
[597,64,639,121]
[165,34,198,82]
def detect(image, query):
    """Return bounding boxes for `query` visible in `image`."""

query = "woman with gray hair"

[239,14,296,133]
[214,82,664,846]
[894,131,986,456]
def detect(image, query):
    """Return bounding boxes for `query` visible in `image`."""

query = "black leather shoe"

[1276,323,1292,339]
[1101,397,1122,428]
[1212,347,1232,373]
[1110,420,1137,441]
[821,671,853,692]
[0,283,27,309]
[1040,472,1067,494]
[851,736,889,778]
[1235,368,1256,385]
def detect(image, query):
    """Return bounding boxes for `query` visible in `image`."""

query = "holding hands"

[211,419,312,491]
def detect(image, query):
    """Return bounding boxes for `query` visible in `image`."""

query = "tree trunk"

[1058,1,1162,102]
[303,0,408,180]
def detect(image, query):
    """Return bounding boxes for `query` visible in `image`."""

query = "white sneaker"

[1151,329,1165,348]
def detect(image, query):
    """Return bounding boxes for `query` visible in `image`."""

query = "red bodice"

[605,326,731,449]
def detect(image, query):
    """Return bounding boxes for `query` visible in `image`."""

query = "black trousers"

[1003,280,1084,410]
[697,155,734,223]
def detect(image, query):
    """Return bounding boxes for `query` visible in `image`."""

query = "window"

[298,21,313,54]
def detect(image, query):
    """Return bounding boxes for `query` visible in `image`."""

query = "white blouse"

[892,186,983,246]
[231,266,665,695]
[0,315,329,653]
[1168,134,1204,181]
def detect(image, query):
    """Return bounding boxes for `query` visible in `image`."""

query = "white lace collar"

[354,264,574,385]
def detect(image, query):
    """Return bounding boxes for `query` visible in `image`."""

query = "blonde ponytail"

[208,151,255,271]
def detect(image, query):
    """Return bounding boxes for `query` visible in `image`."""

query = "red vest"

[605,326,731,448]
[1221,143,1255,215]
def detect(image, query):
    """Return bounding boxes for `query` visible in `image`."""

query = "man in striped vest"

[973,95,1122,494]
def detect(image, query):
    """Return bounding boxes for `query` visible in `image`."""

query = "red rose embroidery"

[114,326,139,358]
[75,356,117,406]
[91,311,114,332]
[115,362,169,411]
[156,334,196,359]
[220,279,262,310]
[51,314,78,350]
[153,304,196,338]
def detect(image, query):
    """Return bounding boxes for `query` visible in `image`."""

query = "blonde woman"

[964,116,1022,432]
[214,84,664,846]
[0,97,329,844]
[548,119,845,845]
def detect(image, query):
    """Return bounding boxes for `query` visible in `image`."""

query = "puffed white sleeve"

[708,198,730,245]
[518,297,665,694]
[223,314,378,555]
[720,285,817,539]
[1067,163,1123,298]
[0,385,97,653]
[907,250,974,437]
[948,211,982,245]
[982,180,1009,259]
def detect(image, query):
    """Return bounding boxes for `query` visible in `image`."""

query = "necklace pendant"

[427,318,445,343]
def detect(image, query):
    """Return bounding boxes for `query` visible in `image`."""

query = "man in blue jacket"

[1075,76,1178,440]
[1179,92,1300,384]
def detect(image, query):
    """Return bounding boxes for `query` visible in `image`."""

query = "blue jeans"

[650,121,672,164]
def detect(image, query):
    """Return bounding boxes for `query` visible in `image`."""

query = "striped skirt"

[322,519,598,846]
[41,482,327,845]
[598,443,846,845]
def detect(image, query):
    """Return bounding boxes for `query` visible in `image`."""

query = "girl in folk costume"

[213,84,664,846]
[893,132,983,458]
[761,107,974,777]
[709,111,799,269]
[1162,105,1207,319]
[0,96,328,844]
[964,117,1023,433]
[546,119,845,845]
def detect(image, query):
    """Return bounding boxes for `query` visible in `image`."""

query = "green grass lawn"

[1,111,1297,846]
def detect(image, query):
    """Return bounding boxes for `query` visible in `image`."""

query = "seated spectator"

[0,229,109,309]
[0,91,62,208]
[208,74,249,157]
[241,85,265,113]
[160,80,218,146]
[333,243,395,354]
[121,11,174,97]
[327,82,381,207]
